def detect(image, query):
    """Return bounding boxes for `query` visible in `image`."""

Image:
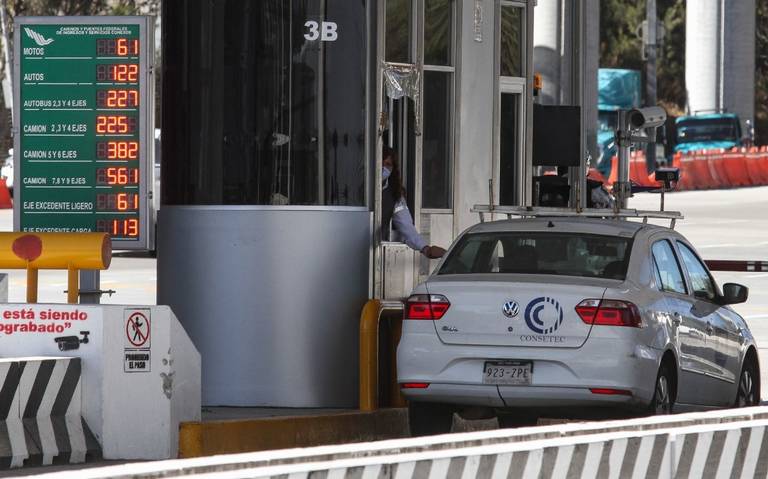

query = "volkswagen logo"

[502,300,520,318]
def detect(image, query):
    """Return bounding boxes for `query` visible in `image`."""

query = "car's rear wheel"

[736,358,759,407]
[408,401,454,436]
[650,363,674,414]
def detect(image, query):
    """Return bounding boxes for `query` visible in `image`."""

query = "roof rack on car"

[470,205,684,229]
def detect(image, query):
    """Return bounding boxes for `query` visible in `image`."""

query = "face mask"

[382,166,392,182]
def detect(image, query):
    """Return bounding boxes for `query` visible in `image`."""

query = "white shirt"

[390,196,427,252]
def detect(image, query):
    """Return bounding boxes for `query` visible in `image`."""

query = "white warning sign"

[124,308,151,373]
[124,350,151,373]
[125,309,151,348]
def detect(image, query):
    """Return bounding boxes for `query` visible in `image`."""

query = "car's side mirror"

[721,283,749,305]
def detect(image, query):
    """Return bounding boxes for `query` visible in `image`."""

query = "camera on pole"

[614,106,668,209]
[626,106,666,130]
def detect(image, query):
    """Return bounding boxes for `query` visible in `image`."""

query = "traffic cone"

[0,178,12,209]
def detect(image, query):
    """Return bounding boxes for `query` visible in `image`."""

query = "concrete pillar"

[686,0,755,129]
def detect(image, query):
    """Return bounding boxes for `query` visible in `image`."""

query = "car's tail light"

[575,299,642,327]
[589,388,632,396]
[400,383,430,389]
[404,294,450,320]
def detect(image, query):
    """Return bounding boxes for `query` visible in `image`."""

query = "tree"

[599,0,686,115]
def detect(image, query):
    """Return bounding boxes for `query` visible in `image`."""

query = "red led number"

[96,38,139,56]
[96,116,137,134]
[96,193,139,211]
[96,64,138,82]
[96,219,139,238]
[97,141,139,160]
[97,90,138,108]
[96,167,139,185]
[114,219,139,237]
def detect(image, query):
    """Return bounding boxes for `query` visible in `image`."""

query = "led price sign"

[14,17,155,250]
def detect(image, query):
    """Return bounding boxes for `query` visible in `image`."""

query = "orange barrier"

[0,178,11,209]
[587,168,606,184]
[706,149,727,189]
[607,156,618,186]
[751,148,768,184]
[690,151,715,189]
[673,148,768,191]
[593,149,768,192]
[724,149,752,187]
[630,151,654,187]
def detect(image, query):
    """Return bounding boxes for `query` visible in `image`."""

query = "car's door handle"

[672,312,682,325]
[706,322,715,335]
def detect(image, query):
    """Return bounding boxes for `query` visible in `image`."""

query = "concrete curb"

[178,408,409,458]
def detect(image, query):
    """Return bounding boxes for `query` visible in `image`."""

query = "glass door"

[496,81,525,206]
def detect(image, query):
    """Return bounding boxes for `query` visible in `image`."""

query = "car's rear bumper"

[403,384,642,409]
[397,324,662,409]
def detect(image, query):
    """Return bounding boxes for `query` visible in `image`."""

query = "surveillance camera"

[654,167,680,184]
[627,106,667,130]
[54,336,81,351]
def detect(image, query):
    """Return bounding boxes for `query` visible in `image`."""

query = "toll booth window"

[500,5,523,78]
[422,0,455,210]
[424,0,454,66]
[386,0,411,63]
[161,0,367,206]
[499,93,518,205]
[422,72,453,209]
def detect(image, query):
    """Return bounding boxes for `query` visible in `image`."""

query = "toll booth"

[158,0,540,407]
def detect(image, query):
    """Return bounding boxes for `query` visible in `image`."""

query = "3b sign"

[304,21,338,42]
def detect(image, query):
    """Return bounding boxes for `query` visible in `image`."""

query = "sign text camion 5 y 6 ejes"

[13,17,155,251]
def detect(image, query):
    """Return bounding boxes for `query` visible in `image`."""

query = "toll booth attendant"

[382,146,446,259]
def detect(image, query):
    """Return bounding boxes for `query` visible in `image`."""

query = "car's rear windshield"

[439,232,633,280]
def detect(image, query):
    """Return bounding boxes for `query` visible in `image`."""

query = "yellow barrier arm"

[0,233,111,303]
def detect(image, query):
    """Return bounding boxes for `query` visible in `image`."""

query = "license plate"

[482,361,533,385]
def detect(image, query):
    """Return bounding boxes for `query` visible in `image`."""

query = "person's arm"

[391,199,447,258]
[391,198,428,252]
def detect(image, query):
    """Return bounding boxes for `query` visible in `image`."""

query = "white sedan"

[397,217,759,435]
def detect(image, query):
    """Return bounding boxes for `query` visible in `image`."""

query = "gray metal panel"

[157,206,370,407]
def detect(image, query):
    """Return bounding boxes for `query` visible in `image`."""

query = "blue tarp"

[598,69,641,111]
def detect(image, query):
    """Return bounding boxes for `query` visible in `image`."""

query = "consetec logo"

[524,297,564,334]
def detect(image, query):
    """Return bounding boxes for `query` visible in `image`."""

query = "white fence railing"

[30,406,768,479]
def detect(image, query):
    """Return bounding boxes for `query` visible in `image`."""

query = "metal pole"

[616,110,631,209]
[645,0,657,173]
[79,270,101,304]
